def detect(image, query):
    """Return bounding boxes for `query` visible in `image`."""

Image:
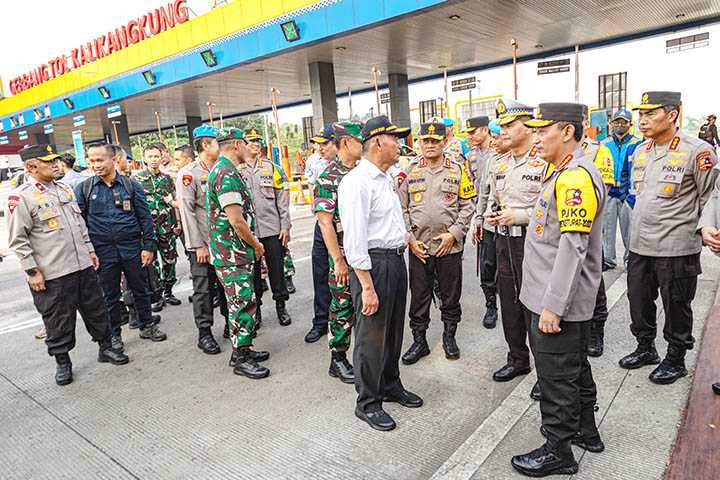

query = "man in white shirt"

[339,116,423,431]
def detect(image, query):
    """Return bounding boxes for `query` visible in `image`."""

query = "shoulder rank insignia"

[528,146,538,157]
[669,137,680,151]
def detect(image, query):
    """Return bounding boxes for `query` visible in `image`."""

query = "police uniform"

[238,128,292,326]
[399,120,477,362]
[176,125,229,354]
[464,116,499,328]
[484,99,546,382]
[7,145,128,386]
[512,104,605,477]
[620,91,718,384]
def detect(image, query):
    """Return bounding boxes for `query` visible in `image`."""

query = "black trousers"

[627,252,700,352]
[31,267,110,356]
[97,253,155,336]
[253,235,290,304]
[480,230,497,307]
[311,222,331,328]
[591,277,608,334]
[351,249,408,413]
[190,251,228,329]
[408,251,462,331]
[496,233,531,368]
[530,314,597,451]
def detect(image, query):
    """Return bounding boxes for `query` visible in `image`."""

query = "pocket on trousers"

[536,351,582,380]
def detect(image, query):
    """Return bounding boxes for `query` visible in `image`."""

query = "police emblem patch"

[564,188,582,206]
[182,174,193,186]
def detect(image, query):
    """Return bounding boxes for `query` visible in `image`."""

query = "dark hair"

[59,153,75,169]
[176,144,194,157]
[87,142,115,157]
[662,105,681,123]
[153,142,168,152]
[362,139,374,155]
[557,122,584,142]
[143,144,163,155]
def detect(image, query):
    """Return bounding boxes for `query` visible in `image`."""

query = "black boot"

[254,306,263,332]
[139,324,167,342]
[619,341,661,369]
[276,300,292,326]
[442,323,460,360]
[540,425,605,453]
[55,353,73,386]
[577,403,605,453]
[98,341,130,365]
[111,334,124,353]
[151,298,165,312]
[587,321,604,357]
[402,331,430,365]
[329,351,354,384]
[128,308,139,330]
[649,345,688,385]
[713,383,720,395]
[197,327,221,355]
[511,443,578,477]
[233,348,270,379]
[482,288,498,329]
[163,289,181,306]
[530,381,542,401]
[286,277,296,294]
[229,348,270,367]
[304,325,327,343]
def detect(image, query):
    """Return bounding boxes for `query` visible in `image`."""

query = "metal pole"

[206,102,215,125]
[348,87,353,119]
[173,125,178,148]
[468,89,473,121]
[154,112,163,142]
[443,68,449,117]
[371,67,381,114]
[219,109,224,130]
[574,45,580,102]
[111,121,120,144]
[270,88,284,159]
[511,38,518,100]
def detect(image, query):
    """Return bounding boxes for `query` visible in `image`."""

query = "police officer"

[238,128,292,327]
[466,116,499,328]
[313,121,363,384]
[135,144,182,308]
[481,99,545,393]
[76,143,167,350]
[176,125,229,354]
[209,128,270,379]
[443,117,468,165]
[619,92,718,384]
[304,124,336,343]
[7,145,129,385]
[511,103,605,477]
[399,120,477,363]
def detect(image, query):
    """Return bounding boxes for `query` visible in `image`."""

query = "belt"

[496,225,526,238]
[368,246,406,255]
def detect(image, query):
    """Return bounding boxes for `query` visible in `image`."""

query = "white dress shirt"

[304,153,329,185]
[339,158,406,270]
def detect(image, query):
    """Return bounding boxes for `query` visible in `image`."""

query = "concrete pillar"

[31,132,55,147]
[186,115,203,150]
[388,73,411,128]
[103,115,131,155]
[308,62,338,129]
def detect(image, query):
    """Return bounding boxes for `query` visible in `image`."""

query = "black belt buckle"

[394,246,406,255]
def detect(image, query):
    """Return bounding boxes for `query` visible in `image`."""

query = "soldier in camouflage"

[313,121,363,384]
[207,128,270,379]
[135,144,182,307]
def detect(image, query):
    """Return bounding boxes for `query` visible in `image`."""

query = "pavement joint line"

[0,369,141,480]
[430,272,628,480]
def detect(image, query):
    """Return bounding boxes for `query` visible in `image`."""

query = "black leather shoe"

[619,344,661,369]
[276,301,292,326]
[511,444,578,477]
[443,324,460,360]
[355,407,396,431]
[304,325,327,343]
[233,351,270,379]
[164,292,181,306]
[530,381,542,401]
[198,334,221,355]
[402,332,430,365]
[128,315,140,329]
[139,325,167,342]
[329,353,354,384]
[713,383,720,395]
[286,277,296,294]
[540,426,605,453]
[229,349,270,367]
[587,333,604,357]
[483,306,498,329]
[98,348,130,365]
[55,354,73,386]
[151,299,165,312]
[384,389,423,408]
[649,359,687,385]
[493,363,531,382]
[111,335,124,352]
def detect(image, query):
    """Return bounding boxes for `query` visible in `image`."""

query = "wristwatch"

[25,268,39,276]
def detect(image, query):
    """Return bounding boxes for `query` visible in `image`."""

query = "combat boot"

[254,306,263,331]
[197,327,221,355]
[482,288,498,329]
[233,348,270,379]
[511,443,578,477]
[619,341,661,369]
[98,340,130,365]
[55,353,73,386]
[649,345,688,385]
[286,277,296,294]
[163,289,181,306]
[139,324,167,342]
[530,381,542,401]
[402,331,430,365]
[329,351,354,384]
[442,323,460,360]
[587,321,604,357]
[111,334,124,353]
[151,298,165,312]
[276,300,292,326]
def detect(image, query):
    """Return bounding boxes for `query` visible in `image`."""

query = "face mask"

[613,126,628,136]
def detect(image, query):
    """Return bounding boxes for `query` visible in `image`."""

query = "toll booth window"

[302,116,314,148]
[598,72,627,113]
[459,99,498,126]
[419,99,438,123]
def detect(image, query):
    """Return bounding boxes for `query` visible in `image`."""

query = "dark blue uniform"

[75,175,156,336]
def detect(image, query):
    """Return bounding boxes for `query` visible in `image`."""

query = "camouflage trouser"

[283,247,295,278]
[216,264,256,349]
[154,230,178,291]
[328,255,353,352]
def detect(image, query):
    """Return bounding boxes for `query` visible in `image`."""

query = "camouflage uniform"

[283,248,295,278]
[314,159,354,352]
[135,169,179,292]
[206,155,257,349]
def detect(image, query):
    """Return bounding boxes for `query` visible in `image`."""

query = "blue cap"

[443,118,455,127]
[612,108,632,122]
[193,124,218,139]
[489,119,501,135]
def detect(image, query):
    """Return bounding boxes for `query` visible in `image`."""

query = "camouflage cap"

[333,121,363,140]
[217,128,245,143]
